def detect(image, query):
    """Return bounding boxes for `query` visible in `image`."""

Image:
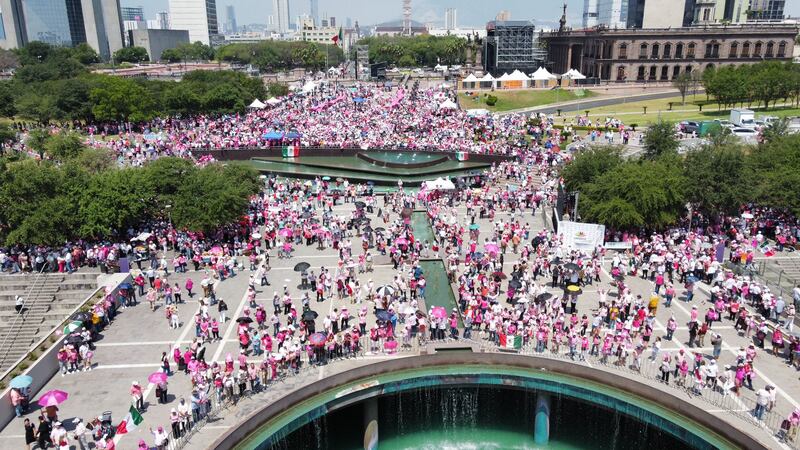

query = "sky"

[125,0,800,28]
[123,0,582,28]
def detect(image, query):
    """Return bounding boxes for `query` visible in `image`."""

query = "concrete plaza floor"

[1,196,799,450]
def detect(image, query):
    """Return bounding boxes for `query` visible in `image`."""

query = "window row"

[618,40,788,60]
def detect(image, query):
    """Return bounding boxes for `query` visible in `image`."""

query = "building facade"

[484,20,547,76]
[0,0,123,58]
[128,28,188,61]
[542,24,797,82]
[169,0,218,44]
[121,5,143,21]
[309,0,318,26]
[583,0,599,28]
[224,4,236,33]
[445,8,457,30]
[749,0,785,21]
[270,0,289,33]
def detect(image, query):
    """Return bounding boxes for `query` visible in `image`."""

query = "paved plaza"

[2,193,800,450]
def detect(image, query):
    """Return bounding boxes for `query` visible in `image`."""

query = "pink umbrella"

[279,228,294,238]
[210,246,223,256]
[38,389,68,407]
[384,340,398,350]
[431,306,447,319]
[148,372,168,384]
[485,243,500,254]
[395,238,408,245]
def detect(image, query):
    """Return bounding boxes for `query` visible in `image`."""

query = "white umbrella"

[266,97,281,105]
[248,99,266,109]
[376,285,395,297]
[439,99,458,110]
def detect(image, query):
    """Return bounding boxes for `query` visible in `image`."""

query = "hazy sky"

[124,0,800,28]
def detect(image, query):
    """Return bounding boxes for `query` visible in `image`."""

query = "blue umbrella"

[119,282,133,290]
[262,131,284,140]
[353,97,366,103]
[285,131,302,139]
[10,375,32,389]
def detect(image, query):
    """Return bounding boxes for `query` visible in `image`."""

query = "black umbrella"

[302,310,319,321]
[509,279,522,290]
[355,201,366,209]
[401,208,413,218]
[375,227,386,233]
[236,317,253,324]
[294,262,311,272]
[302,212,313,219]
[551,257,562,265]
[71,312,92,322]
[375,310,392,322]
[613,274,625,281]
[564,263,580,271]
[363,226,373,233]
[492,271,507,280]
[65,335,83,345]
[537,292,553,302]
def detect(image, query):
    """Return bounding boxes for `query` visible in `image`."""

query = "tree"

[77,168,150,238]
[90,77,155,122]
[745,134,800,215]
[43,131,85,161]
[561,145,624,192]
[0,82,16,117]
[72,43,100,65]
[684,144,747,215]
[113,46,149,64]
[760,118,789,144]
[25,129,51,158]
[672,72,693,105]
[642,121,679,160]
[171,163,259,232]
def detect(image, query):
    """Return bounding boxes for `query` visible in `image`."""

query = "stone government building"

[542,24,798,82]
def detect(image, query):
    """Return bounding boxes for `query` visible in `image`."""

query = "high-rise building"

[748,0,785,21]
[309,0,319,26]
[157,11,170,29]
[583,0,598,27]
[271,0,289,33]
[594,0,628,28]
[444,8,457,30]
[495,10,511,21]
[121,6,145,22]
[345,17,352,28]
[0,0,124,58]
[329,16,335,27]
[225,5,236,33]
[169,0,218,44]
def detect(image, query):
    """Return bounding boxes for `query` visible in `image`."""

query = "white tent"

[531,67,557,81]
[562,68,586,80]
[479,73,495,82]
[301,81,317,93]
[497,72,512,81]
[463,74,479,82]
[509,69,531,81]
[266,97,281,105]
[248,99,266,109]
[478,72,495,89]
[426,178,456,190]
[439,99,458,110]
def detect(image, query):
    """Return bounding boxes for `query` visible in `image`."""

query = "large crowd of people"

[5,81,800,450]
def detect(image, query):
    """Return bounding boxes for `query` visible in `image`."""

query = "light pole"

[165,204,173,230]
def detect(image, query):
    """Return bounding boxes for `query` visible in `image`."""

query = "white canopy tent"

[248,99,266,109]
[266,97,281,105]
[531,67,557,81]
[439,99,458,110]
[425,178,456,190]
[478,73,495,89]
[562,68,586,80]
[461,73,479,89]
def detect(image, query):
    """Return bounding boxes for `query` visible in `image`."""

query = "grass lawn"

[459,88,595,112]
[578,95,800,126]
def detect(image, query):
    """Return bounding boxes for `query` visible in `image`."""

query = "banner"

[455,151,469,161]
[282,146,299,158]
[559,220,605,251]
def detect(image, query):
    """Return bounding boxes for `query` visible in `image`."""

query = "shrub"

[27,351,38,361]
[19,363,28,371]
[485,95,498,106]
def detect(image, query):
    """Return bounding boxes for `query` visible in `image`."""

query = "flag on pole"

[332,27,343,46]
[499,333,522,350]
[455,151,469,161]
[282,145,299,157]
[116,405,143,434]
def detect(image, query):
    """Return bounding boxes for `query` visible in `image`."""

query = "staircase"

[0,272,99,373]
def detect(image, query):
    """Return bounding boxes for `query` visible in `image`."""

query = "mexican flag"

[499,333,522,350]
[282,145,299,157]
[332,27,343,45]
[116,405,143,434]
[455,151,469,161]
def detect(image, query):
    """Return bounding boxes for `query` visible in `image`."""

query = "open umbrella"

[336,177,345,183]
[210,246,224,256]
[485,243,500,254]
[294,262,311,272]
[119,282,133,291]
[322,176,331,181]
[363,226,373,233]
[309,332,327,347]
[63,321,83,335]
[376,285,395,297]
[236,317,254,324]
[148,372,168,384]
[431,306,447,319]
[38,390,68,407]
[565,285,583,295]
[551,257,562,265]
[374,227,386,233]
[469,223,480,230]
[472,252,484,259]
[537,292,553,302]
[10,375,32,389]
[400,208,413,219]
[354,201,366,209]
[302,310,319,322]
[71,312,92,322]
[509,279,523,290]
[279,228,294,238]
[384,340,398,351]
[375,310,392,322]
[395,238,408,246]
[564,263,580,271]
[251,232,262,240]
[492,271,507,280]
[65,335,83,345]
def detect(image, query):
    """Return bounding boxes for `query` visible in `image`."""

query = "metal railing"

[165,334,418,449]
[0,265,50,372]
[162,329,795,450]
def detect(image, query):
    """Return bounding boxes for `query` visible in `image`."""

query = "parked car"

[730,127,758,142]
[680,121,701,134]
[713,119,735,129]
